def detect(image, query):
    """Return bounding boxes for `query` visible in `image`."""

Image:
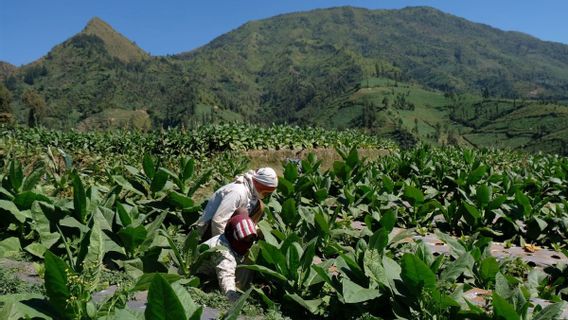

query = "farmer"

[199,209,258,301]
[195,167,278,240]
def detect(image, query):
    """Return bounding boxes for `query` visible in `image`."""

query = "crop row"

[0,131,567,319]
[0,124,398,160]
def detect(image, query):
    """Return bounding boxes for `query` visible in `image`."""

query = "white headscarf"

[252,167,278,188]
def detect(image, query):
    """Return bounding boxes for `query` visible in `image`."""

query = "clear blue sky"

[1,0,567,66]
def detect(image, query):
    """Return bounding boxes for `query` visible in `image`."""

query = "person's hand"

[226,290,241,302]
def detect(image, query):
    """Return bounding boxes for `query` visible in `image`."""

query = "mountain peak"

[79,17,148,63]
[83,17,114,33]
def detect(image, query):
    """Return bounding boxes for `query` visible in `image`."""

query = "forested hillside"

[2,6,568,154]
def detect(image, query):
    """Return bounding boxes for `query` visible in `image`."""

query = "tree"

[22,89,47,127]
[0,83,14,123]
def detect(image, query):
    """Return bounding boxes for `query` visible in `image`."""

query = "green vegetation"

[2,5,568,319]
[0,125,567,319]
[2,6,568,156]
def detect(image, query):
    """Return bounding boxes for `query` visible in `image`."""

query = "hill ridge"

[78,16,148,63]
[2,6,568,155]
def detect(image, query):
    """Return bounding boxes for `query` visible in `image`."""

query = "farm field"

[0,124,567,319]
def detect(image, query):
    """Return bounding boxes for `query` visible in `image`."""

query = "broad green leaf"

[380,256,402,294]
[59,216,89,233]
[281,198,298,226]
[145,274,187,320]
[435,230,466,258]
[0,186,13,200]
[257,221,278,247]
[187,169,213,197]
[285,293,322,314]
[379,210,397,232]
[133,273,182,291]
[151,168,170,194]
[9,160,23,193]
[400,253,436,294]
[314,188,328,203]
[24,242,47,258]
[314,209,330,234]
[299,239,317,274]
[382,175,394,193]
[104,308,142,320]
[492,292,520,320]
[181,158,195,182]
[286,244,301,281]
[112,175,145,196]
[44,250,72,319]
[403,185,424,205]
[467,165,487,186]
[171,283,202,319]
[116,202,133,226]
[84,217,105,269]
[119,225,147,255]
[532,301,567,320]
[14,191,51,210]
[480,257,500,284]
[333,161,350,181]
[527,217,548,240]
[363,250,390,288]
[341,278,380,303]
[0,199,27,223]
[337,252,365,282]
[283,163,298,182]
[0,294,53,320]
[278,178,294,198]
[238,264,287,282]
[0,237,21,258]
[221,287,253,320]
[139,211,167,252]
[346,147,360,168]
[440,253,474,283]
[431,290,461,309]
[72,172,87,223]
[167,191,194,209]
[22,167,44,192]
[143,154,155,180]
[368,228,388,253]
[476,184,491,208]
[312,264,338,292]
[495,272,513,299]
[488,195,507,210]
[462,202,481,224]
[515,191,532,215]
[31,202,60,249]
[252,286,275,309]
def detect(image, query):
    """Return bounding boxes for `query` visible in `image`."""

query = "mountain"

[3,17,199,128]
[80,17,149,63]
[179,6,568,114]
[2,6,568,154]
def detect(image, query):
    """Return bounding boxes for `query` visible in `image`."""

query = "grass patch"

[187,287,289,320]
[0,265,43,295]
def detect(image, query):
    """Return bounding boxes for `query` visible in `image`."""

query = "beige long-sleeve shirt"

[198,235,243,294]
[195,172,258,237]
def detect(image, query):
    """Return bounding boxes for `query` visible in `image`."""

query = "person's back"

[196,182,251,238]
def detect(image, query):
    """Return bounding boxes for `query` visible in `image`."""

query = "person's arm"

[210,190,243,236]
[249,199,264,223]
